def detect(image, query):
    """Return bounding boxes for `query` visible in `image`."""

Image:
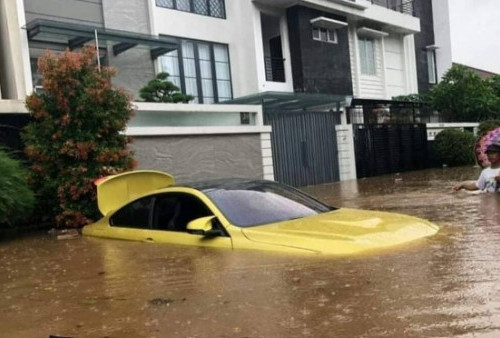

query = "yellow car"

[83,170,439,255]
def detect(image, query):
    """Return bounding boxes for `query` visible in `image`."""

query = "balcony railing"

[264,57,286,83]
[370,0,415,16]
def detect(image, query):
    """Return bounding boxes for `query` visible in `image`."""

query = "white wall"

[349,27,417,99]
[336,124,357,181]
[432,0,452,81]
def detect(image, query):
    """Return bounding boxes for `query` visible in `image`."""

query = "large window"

[159,39,232,103]
[358,37,376,75]
[156,0,226,19]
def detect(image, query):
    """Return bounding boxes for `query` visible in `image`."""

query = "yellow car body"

[83,170,439,255]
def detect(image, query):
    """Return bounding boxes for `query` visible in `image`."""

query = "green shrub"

[477,120,500,137]
[433,129,476,166]
[0,148,35,227]
[23,47,136,228]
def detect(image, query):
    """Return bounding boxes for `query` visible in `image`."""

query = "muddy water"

[2,166,500,338]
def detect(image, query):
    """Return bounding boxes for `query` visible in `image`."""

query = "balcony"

[369,0,415,16]
[264,56,286,83]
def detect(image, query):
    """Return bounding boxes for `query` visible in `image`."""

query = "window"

[110,196,154,229]
[152,193,214,232]
[159,38,232,103]
[312,27,337,44]
[427,50,437,84]
[358,37,376,75]
[156,0,226,19]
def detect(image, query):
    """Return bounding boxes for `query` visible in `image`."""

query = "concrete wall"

[336,124,357,181]
[131,134,266,183]
[0,0,31,99]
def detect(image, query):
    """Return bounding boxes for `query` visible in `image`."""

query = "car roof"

[173,178,277,192]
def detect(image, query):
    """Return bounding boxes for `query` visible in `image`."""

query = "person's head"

[485,142,500,166]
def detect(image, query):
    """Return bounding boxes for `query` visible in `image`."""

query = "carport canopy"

[25,19,178,59]
[223,91,352,111]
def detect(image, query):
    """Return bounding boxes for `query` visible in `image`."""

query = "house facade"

[1,0,442,184]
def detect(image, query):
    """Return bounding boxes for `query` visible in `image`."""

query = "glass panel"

[327,29,336,43]
[209,0,225,18]
[359,38,376,75]
[427,50,436,84]
[217,80,232,101]
[215,62,230,80]
[319,29,327,42]
[193,0,208,15]
[110,197,153,229]
[365,39,375,75]
[159,50,181,88]
[182,41,198,102]
[213,44,228,62]
[198,44,213,103]
[156,0,174,8]
[176,0,191,11]
[312,27,320,40]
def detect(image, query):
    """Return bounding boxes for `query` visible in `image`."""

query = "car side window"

[152,193,214,232]
[110,196,154,229]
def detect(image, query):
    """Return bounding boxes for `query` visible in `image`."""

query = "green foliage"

[477,120,500,137]
[429,64,499,122]
[139,72,194,103]
[22,47,136,228]
[392,93,429,103]
[0,148,35,227]
[433,129,476,166]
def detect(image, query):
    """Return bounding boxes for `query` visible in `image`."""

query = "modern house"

[1,0,465,185]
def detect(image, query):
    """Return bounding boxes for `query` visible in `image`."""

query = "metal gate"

[265,111,339,187]
[353,123,428,178]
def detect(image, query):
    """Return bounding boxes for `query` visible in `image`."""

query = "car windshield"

[203,181,334,227]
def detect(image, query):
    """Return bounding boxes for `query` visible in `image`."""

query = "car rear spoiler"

[95,170,175,215]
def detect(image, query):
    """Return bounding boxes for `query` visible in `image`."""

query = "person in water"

[454,142,500,192]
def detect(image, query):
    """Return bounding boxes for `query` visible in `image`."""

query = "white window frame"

[312,27,338,44]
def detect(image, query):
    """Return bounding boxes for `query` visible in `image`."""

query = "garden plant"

[0,148,34,228]
[23,46,136,228]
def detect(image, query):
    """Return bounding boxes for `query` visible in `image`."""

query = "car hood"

[240,208,439,255]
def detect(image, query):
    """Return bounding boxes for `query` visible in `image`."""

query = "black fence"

[348,100,444,124]
[353,123,429,178]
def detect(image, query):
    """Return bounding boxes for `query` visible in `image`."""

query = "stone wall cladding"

[132,134,264,183]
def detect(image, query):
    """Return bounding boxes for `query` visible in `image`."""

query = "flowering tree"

[23,46,136,228]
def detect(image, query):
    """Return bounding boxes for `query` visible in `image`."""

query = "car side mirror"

[186,216,222,237]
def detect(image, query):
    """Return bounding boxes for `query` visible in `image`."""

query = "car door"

[109,192,233,249]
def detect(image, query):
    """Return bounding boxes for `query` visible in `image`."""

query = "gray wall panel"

[24,0,103,25]
[131,134,264,183]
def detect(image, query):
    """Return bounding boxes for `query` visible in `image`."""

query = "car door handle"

[144,237,154,243]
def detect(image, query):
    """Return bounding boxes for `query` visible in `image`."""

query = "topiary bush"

[433,129,476,166]
[22,46,136,228]
[139,72,194,103]
[0,148,35,227]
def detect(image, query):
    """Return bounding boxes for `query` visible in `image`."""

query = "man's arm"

[453,180,478,191]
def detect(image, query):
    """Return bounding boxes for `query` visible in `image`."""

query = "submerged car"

[82,170,439,255]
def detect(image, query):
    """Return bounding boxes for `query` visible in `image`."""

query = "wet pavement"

[2,166,500,338]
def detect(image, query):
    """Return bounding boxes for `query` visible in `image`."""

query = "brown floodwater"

[1,166,500,338]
